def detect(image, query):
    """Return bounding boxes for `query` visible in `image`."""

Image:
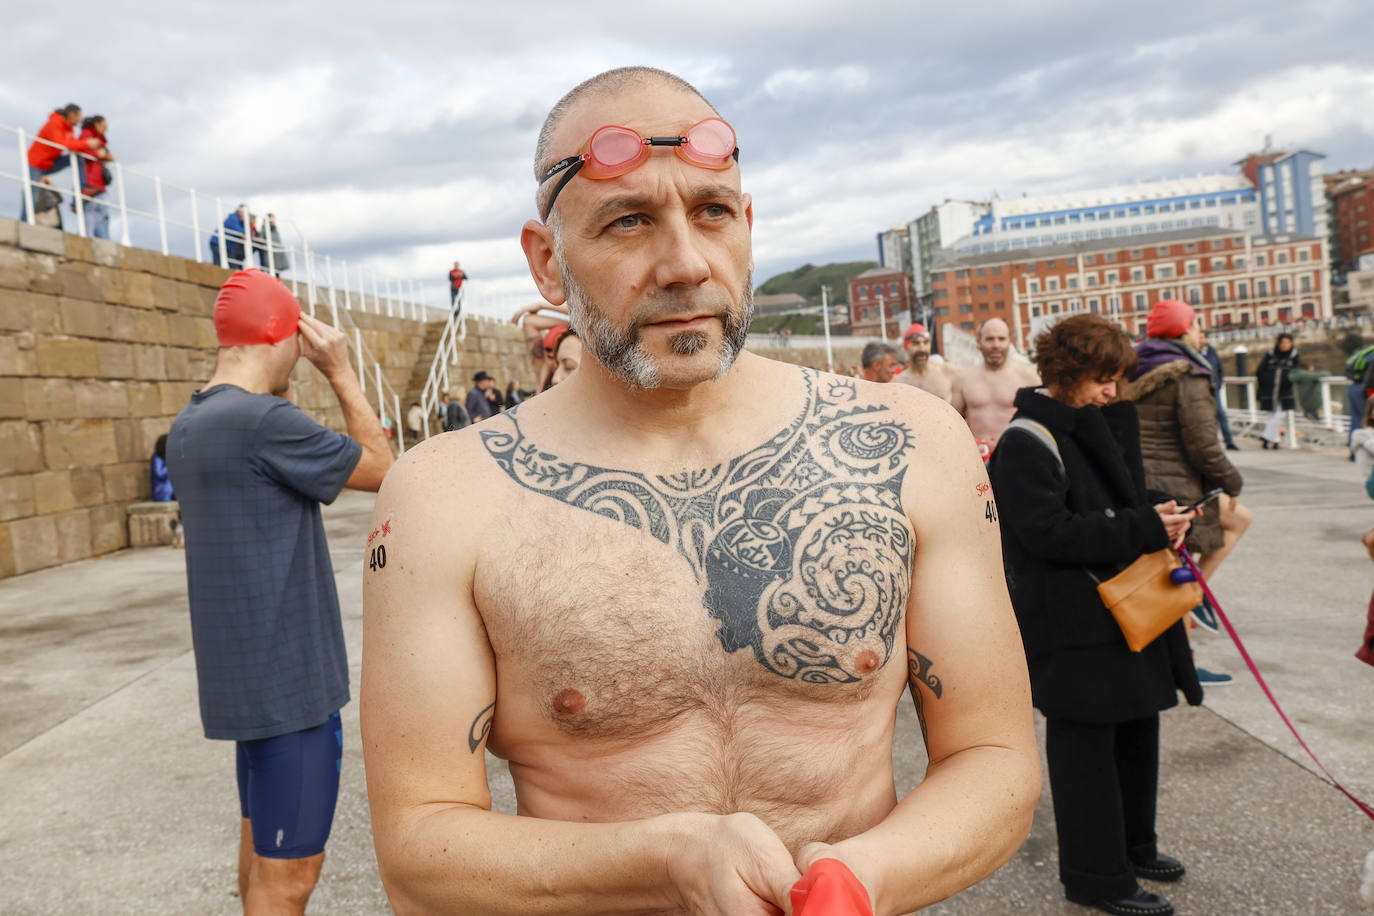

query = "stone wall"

[0,216,531,580]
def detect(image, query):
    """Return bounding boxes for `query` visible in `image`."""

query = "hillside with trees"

[755,261,877,306]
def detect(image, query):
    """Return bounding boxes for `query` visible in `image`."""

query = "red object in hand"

[790,858,873,916]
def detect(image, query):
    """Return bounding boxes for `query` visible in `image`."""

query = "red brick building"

[1325,168,1374,271]
[847,267,914,339]
[928,226,1330,349]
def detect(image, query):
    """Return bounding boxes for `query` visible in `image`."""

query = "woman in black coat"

[989,314,1201,916]
[1255,333,1301,449]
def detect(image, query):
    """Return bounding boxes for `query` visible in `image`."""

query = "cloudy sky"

[2,0,1371,317]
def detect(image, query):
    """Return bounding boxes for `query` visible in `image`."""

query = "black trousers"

[1045,714,1160,900]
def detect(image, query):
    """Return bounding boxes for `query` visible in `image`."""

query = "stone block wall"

[0,215,531,580]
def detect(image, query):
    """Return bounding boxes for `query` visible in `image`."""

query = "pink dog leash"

[1179,547,1374,820]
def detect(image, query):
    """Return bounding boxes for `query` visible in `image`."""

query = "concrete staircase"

[402,319,451,408]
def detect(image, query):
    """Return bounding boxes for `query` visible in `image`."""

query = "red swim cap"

[213,269,301,346]
[1145,299,1195,340]
[904,322,929,340]
[542,324,571,352]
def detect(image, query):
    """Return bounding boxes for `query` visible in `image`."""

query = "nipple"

[854,650,881,675]
[552,688,586,716]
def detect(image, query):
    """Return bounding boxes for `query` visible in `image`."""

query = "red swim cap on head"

[1145,299,1194,339]
[904,322,929,340]
[213,269,301,346]
[542,324,571,352]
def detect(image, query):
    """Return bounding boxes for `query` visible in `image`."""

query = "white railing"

[1220,375,1352,448]
[417,290,471,439]
[2,119,486,454]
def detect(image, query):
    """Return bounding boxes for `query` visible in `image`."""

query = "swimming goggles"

[538,117,739,220]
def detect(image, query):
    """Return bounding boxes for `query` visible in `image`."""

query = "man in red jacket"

[21,104,105,222]
[77,115,114,239]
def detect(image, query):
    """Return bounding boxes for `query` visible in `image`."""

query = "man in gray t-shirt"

[167,269,392,914]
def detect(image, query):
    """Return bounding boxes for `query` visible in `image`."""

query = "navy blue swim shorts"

[236,711,342,859]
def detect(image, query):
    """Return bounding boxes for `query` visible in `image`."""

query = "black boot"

[1066,885,1174,915]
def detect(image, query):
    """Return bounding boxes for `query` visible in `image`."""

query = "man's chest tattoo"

[479,372,915,683]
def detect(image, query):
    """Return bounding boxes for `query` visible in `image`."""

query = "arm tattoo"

[467,701,495,753]
[906,648,943,750]
[480,370,915,683]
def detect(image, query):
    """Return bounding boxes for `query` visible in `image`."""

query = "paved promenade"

[2,444,1372,913]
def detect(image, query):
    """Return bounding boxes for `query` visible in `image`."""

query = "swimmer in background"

[952,317,1041,455]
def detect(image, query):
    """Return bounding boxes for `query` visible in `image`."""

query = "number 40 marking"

[369,545,387,571]
[985,500,998,524]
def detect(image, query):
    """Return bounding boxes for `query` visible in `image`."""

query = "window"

[1027,279,1039,293]
[1160,288,1174,300]
[1279,277,1290,295]
[1050,302,1061,314]
[1276,252,1289,265]
[930,272,946,282]
[888,282,899,295]
[993,284,1004,292]
[1156,265,1175,279]
[857,285,867,298]
[1233,256,1246,269]
[959,304,973,313]
[1257,280,1268,296]
[1046,259,1058,268]
[1157,246,1170,256]
[1215,284,1227,302]
[1300,275,1312,293]
[975,267,986,277]
[1256,254,1267,267]
[1298,249,1310,262]
[1131,267,1145,282]
[1084,254,1096,265]
[979,302,990,311]
[1086,275,1099,287]
[1185,243,1197,252]
[1047,277,1059,291]
[1031,305,1042,317]
[977,285,988,294]
[1237,281,1248,299]
[1188,288,1201,306]
[1130,249,1143,259]
[1089,297,1101,312]
[1211,258,1226,271]
[1105,252,1117,262]
[955,269,969,278]
[1133,293,1147,310]
[1186,261,1200,276]
[1068,276,1079,289]
[990,266,1003,275]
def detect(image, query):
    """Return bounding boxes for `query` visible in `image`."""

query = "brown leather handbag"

[1094,549,1202,652]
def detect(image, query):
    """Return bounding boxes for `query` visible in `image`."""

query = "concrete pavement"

[2,443,1372,913]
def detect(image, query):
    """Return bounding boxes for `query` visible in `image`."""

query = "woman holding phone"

[990,314,1200,916]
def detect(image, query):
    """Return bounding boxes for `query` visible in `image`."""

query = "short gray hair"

[533,67,718,221]
[861,341,899,368]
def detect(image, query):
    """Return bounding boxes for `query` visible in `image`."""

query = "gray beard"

[558,259,754,390]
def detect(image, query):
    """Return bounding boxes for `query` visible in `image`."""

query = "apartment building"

[848,267,915,339]
[1325,168,1374,272]
[928,226,1330,349]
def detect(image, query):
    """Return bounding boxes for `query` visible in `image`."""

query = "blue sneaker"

[1190,599,1219,634]
[1196,667,1234,686]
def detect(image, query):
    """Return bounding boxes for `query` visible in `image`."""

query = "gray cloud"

[1,0,1369,313]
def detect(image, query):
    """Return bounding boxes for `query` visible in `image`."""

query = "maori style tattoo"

[467,701,495,753]
[480,371,916,683]
[906,648,943,749]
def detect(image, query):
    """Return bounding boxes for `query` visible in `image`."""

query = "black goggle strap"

[539,156,586,221]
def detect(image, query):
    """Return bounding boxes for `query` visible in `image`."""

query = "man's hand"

[510,301,569,325]
[667,813,801,916]
[298,313,352,381]
[1152,500,1196,549]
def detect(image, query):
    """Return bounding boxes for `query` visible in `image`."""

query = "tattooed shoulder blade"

[481,371,916,684]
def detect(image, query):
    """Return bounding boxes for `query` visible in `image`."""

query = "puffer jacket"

[1125,338,1243,555]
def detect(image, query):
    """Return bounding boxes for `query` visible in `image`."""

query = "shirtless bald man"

[362,67,1038,916]
[951,318,1040,454]
[892,323,958,402]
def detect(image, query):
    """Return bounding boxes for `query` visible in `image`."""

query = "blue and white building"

[1238,148,1329,238]
[951,174,1260,255]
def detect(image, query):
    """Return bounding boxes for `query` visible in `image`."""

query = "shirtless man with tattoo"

[891,323,958,403]
[951,318,1041,454]
[362,67,1039,915]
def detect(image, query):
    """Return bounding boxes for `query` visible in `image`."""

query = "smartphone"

[1186,488,1225,513]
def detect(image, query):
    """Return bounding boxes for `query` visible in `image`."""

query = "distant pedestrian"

[859,341,898,383]
[210,205,251,269]
[1197,328,1237,451]
[405,402,424,442]
[1352,398,1374,484]
[77,115,114,240]
[1345,342,1374,458]
[466,371,496,422]
[443,392,470,432]
[448,261,467,312]
[256,213,290,275]
[150,434,174,502]
[1256,333,1301,449]
[21,103,104,222]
